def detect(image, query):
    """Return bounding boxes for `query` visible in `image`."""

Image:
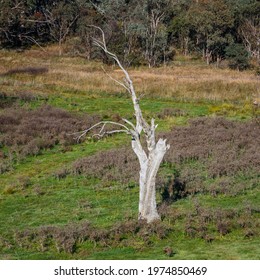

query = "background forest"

[0,0,259,69]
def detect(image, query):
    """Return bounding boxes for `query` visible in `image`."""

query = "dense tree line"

[0,0,259,68]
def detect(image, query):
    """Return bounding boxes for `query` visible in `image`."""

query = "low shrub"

[2,186,17,195]
[183,201,260,240]
[72,148,139,186]
[0,105,101,161]
[0,161,13,174]
[14,219,172,254]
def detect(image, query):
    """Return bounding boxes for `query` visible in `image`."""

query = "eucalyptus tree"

[168,0,192,56]
[187,0,234,65]
[140,0,170,67]
[76,27,170,223]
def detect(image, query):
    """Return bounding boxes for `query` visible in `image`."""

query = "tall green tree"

[187,0,234,64]
[74,1,103,59]
[168,0,192,56]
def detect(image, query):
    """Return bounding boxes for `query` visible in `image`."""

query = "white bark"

[136,138,170,222]
[88,26,170,222]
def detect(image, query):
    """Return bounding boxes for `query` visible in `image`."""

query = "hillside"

[0,49,259,260]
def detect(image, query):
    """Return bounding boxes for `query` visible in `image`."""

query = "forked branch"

[73,121,132,142]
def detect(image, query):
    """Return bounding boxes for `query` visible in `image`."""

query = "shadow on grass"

[0,66,48,76]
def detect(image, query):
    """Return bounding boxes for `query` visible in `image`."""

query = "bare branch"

[71,121,132,142]
[93,129,129,139]
[89,25,150,134]
[60,14,79,42]
[89,25,107,49]
[101,66,130,92]
[26,19,51,24]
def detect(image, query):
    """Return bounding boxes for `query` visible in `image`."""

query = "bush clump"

[225,43,250,71]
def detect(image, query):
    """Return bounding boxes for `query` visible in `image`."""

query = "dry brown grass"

[0,49,259,102]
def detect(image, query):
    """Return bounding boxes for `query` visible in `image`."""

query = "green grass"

[0,50,259,260]
[1,158,259,260]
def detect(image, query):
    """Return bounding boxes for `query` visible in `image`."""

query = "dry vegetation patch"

[0,105,100,171]
[0,66,48,77]
[44,65,259,102]
[164,117,260,176]
[0,51,258,102]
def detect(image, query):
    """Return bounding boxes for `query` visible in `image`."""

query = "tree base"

[138,212,160,223]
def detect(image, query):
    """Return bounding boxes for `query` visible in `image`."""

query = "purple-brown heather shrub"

[0,105,101,159]
[14,219,172,254]
[72,148,139,186]
[183,201,259,240]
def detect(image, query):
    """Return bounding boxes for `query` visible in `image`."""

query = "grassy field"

[0,49,259,260]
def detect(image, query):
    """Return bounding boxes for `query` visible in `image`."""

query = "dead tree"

[77,27,170,223]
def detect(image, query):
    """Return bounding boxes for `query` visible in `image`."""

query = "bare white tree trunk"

[136,139,169,221]
[78,26,170,223]
[131,126,169,222]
